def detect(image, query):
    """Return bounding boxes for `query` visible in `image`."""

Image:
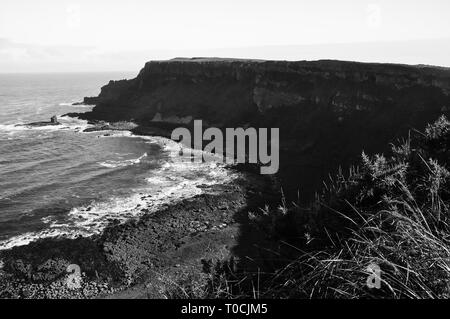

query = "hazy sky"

[1,0,449,72]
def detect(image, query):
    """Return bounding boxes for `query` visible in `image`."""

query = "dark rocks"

[96,173,272,283]
[82,120,138,133]
[19,115,61,127]
[69,58,450,201]
[72,97,99,106]
[0,170,274,299]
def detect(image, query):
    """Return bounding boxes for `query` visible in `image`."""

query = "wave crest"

[99,152,148,168]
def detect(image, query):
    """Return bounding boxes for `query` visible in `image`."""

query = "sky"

[0,0,449,72]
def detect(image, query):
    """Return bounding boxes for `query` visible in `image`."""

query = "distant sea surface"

[0,73,232,250]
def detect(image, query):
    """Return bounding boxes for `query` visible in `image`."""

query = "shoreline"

[0,120,230,251]
[0,121,277,299]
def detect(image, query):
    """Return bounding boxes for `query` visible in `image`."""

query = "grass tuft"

[195,115,450,299]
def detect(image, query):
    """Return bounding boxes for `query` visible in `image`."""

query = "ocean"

[0,73,233,250]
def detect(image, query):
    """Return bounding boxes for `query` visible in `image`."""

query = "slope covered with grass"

[179,115,450,299]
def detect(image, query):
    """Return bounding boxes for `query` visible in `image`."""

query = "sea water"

[0,73,235,250]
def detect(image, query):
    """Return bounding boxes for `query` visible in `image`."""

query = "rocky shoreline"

[61,114,183,140]
[66,58,450,201]
[0,138,276,298]
[4,58,449,298]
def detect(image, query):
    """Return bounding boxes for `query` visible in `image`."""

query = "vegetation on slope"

[167,115,450,299]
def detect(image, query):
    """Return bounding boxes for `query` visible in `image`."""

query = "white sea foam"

[58,115,92,131]
[97,130,134,138]
[59,102,94,108]
[99,152,148,168]
[0,229,72,251]
[0,115,92,135]
[0,123,23,132]
[0,134,239,250]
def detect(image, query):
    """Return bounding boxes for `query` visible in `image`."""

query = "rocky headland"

[69,58,450,200]
[2,58,450,298]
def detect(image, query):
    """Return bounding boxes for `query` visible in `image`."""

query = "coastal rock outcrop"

[17,115,61,128]
[72,58,450,200]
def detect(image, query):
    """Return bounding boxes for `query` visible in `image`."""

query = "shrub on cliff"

[203,115,450,299]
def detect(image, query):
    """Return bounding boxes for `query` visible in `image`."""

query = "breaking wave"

[99,152,148,168]
[0,133,238,250]
[0,115,92,135]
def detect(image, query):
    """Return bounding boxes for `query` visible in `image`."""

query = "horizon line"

[1,57,450,75]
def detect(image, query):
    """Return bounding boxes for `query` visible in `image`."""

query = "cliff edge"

[74,58,450,200]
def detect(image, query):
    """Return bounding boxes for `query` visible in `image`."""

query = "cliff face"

[78,58,450,200]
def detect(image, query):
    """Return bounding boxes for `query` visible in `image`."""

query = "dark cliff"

[76,58,450,200]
